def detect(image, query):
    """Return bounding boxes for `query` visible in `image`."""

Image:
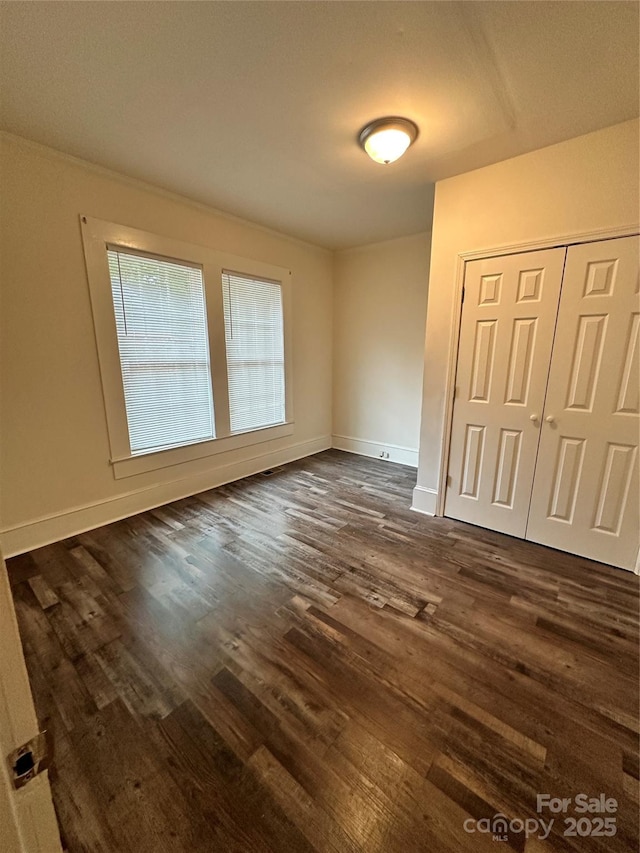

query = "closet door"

[526,236,639,570]
[445,248,566,537]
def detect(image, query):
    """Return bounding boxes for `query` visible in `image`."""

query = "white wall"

[333,232,430,467]
[0,135,333,555]
[414,118,640,514]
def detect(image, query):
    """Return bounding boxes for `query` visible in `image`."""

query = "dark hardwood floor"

[7,450,639,852]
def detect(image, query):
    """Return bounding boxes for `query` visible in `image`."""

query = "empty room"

[0,2,638,851]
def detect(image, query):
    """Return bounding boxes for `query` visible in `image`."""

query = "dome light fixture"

[358,116,418,165]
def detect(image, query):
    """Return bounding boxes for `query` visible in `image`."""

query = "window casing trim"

[81,216,294,479]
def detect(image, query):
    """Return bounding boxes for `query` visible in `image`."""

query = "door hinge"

[446,474,452,487]
[8,731,51,790]
[461,287,465,304]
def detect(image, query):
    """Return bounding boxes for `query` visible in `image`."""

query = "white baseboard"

[0,435,331,557]
[411,485,438,516]
[332,434,418,468]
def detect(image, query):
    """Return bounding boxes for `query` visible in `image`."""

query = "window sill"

[111,421,294,479]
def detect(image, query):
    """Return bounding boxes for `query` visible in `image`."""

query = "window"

[82,217,293,478]
[223,272,285,432]
[107,248,215,453]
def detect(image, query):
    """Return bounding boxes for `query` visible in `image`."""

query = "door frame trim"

[0,553,63,851]
[437,224,640,522]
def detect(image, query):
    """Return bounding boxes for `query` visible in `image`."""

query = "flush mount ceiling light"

[358,117,419,164]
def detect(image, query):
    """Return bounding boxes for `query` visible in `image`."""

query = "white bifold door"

[526,237,639,568]
[445,235,639,571]
[445,248,566,538]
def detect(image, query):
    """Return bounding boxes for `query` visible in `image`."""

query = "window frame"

[81,216,294,479]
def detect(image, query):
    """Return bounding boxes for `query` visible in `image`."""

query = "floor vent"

[260,466,285,477]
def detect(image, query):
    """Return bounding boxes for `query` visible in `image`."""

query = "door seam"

[523,246,568,539]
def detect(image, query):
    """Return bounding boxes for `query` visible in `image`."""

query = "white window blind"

[222,271,285,432]
[107,248,215,454]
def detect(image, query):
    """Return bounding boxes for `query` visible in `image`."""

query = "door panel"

[445,248,566,536]
[526,236,640,570]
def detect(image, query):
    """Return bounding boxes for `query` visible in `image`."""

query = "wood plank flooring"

[7,450,639,852]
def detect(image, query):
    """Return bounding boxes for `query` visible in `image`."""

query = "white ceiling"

[1,2,638,249]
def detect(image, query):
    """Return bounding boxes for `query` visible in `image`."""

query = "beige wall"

[0,135,333,554]
[333,232,430,466]
[414,118,640,513]
[3,119,638,550]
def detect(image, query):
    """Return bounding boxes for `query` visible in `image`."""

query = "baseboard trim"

[0,435,331,557]
[411,485,438,516]
[331,434,418,468]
